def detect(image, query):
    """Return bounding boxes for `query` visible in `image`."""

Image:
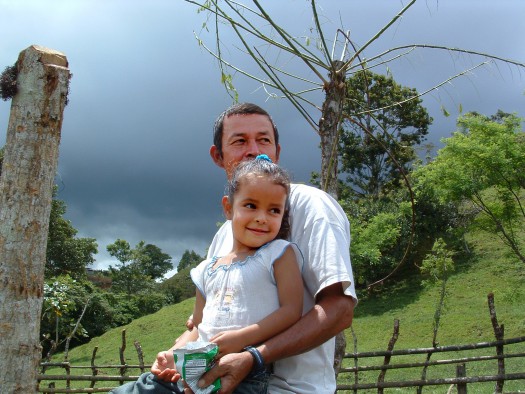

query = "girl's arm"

[151,290,205,381]
[170,289,205,349]
[210,245,303,358]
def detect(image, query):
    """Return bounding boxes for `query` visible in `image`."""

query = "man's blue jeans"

[109,370,270,394]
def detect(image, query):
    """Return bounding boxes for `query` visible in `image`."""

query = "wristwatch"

[244,346,266,377]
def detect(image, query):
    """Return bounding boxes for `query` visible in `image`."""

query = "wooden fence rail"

[336,293,525,393]
[337,337,525,392]
[38,294,525,393]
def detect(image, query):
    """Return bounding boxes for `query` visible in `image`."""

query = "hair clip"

[256,154,272,163]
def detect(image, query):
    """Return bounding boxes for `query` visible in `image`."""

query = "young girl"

[153,155,304,393]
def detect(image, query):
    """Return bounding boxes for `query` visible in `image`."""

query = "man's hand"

[151,350,180,383]
[197,351,253,394]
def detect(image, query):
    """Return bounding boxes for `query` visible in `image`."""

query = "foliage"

[46,196,98,280]
[106,239,172,294]
[340,70,432,199]
[138,243,173,279]
[411,174,467,252]
[161,249,204,304]
[0,64,17,100]
[41,204,174,352]
[341,192,412,287]
[58,297,196,373]
[41,275,170,356]
[415,112,525,263]
[177,249,204,271]
[102,291,167,327]
[327,70,437,288]
[341,175,461,288]
[41,276,100,356]
[420,238,455,284]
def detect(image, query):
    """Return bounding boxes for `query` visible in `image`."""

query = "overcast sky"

[1,0,524,276]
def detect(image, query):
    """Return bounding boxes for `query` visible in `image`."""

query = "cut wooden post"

[0,45,70,393]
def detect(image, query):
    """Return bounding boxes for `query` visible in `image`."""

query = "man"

[112,103,356,393]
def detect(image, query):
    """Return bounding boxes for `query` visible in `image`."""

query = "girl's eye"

[245,203,256,209]
[270,208,281,214]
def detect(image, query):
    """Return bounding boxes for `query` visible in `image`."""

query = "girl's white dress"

[190,239,303,343]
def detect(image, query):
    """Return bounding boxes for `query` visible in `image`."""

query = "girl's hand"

[151,350,181,382]
[210,330,245,359]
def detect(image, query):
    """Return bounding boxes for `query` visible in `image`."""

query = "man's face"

[210,114,281,178]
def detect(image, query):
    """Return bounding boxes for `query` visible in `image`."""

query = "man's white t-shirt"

[207,183,356,394]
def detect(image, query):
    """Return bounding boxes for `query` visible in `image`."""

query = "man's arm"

[197,283,355,392]
[258,283,354,362]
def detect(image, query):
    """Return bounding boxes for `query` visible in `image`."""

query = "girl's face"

[222,174,287,251]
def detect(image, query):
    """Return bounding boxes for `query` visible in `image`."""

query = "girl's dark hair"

[226,158,291,240]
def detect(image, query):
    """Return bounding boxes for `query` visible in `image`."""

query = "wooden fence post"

[456,363,467,394]
[488,293,505,393]
[378,319,400,394]
[0,45,70,393]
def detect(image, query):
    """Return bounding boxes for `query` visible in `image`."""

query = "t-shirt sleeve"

[190,260,208,299]
[206,221,233,259]
[289,185,357,301]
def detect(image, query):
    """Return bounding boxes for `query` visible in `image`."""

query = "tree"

[415,112,525,263]
[46,196,98,279]
[186,0,417,196]
[107,239,150,295]
[161,249,204,304]
[184,0,524,375]
[185,0,523,197]
[107,239,173,294]
[135,242,173,280]
[340,70,432,199]
[0,45,70,392]
[177,249,204,271]
[40,274,160,357]
[41,276,91,357]
[342,194,412,286]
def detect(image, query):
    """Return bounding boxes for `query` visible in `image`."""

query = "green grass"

[41,226,525,393]
[342,226,525,393]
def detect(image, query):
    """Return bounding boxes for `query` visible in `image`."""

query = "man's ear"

[210,145,224,168]
[222,195,233,220]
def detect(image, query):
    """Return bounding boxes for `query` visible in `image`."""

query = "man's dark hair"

[213,103,279,157]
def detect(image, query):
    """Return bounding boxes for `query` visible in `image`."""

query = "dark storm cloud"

[1,0,524,272]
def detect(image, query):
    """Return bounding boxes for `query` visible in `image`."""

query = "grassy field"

[341,227,525,393]
[41,226,525,393]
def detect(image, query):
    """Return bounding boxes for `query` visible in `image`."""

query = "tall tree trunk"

[318,60,348,378]
[319,60,346,199]
[0,45,70,393]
